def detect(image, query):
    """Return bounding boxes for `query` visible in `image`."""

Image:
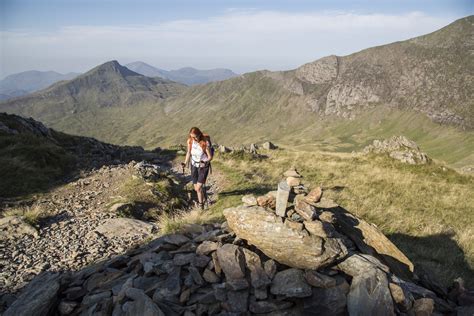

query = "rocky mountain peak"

[84,60,141,78]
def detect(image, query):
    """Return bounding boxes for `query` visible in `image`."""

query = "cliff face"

[270,15,474,128]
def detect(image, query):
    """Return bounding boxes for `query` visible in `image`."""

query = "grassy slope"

[0,132,76,198]
[41,95,473,171]
[279,108,474,168]
[164,147,474,288]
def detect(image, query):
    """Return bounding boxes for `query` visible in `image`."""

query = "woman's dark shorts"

[191,164,210,184]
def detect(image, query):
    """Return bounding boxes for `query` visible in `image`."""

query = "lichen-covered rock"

[363,136,431,165]
[257,194,276,209]
[241,194,257,206]
[223,205,347,269]
[305,186,323,203]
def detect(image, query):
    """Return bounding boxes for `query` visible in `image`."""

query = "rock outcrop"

[216,141,277,160]
[363,136,431,165]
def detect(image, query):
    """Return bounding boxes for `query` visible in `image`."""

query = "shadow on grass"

[323,205,415,282]
[389,232,474,289]
[321,204,474,293]
[218,184,275,198]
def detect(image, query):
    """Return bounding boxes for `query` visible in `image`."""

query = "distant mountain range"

[0,64,237,101]
[1,15,473,169]
[0,70,80,101]
[125,61,238,85]
[0,60,185,122]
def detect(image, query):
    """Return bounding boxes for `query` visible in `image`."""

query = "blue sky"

[1,0,472,77]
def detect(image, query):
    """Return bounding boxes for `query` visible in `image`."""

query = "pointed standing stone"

[276,180,290,217]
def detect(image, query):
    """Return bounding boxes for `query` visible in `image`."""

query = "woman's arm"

[205,146,212,162]
[184,151,190,167]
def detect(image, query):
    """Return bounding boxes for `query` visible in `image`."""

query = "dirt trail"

[170,160,225,210]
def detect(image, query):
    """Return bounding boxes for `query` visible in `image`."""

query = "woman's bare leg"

[194,183,203,204]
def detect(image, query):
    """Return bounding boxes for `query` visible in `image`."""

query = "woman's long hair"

[188,127,209,151]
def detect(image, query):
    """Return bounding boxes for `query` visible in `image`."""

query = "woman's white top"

[190,139,209,167]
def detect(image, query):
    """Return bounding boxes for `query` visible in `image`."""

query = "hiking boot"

[200,202,205,210]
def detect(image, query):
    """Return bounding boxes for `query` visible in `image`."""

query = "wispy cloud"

[0,10,457,77]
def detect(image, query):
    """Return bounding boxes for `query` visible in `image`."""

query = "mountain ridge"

[0,70,80,101]
[0,60,186,122]
[125,61,238,85]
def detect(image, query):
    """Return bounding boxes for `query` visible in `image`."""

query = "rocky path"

[170,161,224,210]
[1,164,139,295]
[0,160,226,300]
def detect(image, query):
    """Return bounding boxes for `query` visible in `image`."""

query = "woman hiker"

[182,127,213,210]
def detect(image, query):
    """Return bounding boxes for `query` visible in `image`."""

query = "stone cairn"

[4,169,473,315]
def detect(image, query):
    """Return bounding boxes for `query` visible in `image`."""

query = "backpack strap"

[202,134,213,175]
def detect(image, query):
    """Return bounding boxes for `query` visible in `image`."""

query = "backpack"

[203,134,214,175]
[204,134,215,159]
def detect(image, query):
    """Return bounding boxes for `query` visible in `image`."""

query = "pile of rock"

[6,223,287,315]
[4,169,472,315]
[362,135,431,165]
[223,168,470,315]
[218,141,277,156]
